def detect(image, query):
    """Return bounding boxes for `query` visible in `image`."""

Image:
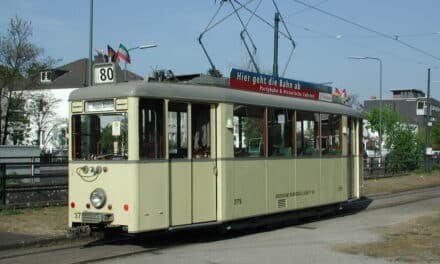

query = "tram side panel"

[138,162,169,232]
[320,158,348,205]
[266,159,296,212]
[231,159,267,219]
[294,158,321,209]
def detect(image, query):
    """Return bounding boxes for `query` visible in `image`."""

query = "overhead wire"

[285,19,436,69]
[292,0,440,63]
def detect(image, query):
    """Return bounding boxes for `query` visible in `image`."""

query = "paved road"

[0,189,439,264]
[98,198,439,264]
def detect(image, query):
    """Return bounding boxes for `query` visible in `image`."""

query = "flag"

[342,88,348,98]
[93,48,105,62]
[117,43,131,64]
[333,88,341,97]
[107,45,118,63]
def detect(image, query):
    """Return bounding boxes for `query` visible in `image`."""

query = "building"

[23,58,143,153]
[364,88,440,131]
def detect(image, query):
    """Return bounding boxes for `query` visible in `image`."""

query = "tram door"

[169,102,216,226]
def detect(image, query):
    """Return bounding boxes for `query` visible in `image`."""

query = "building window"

[40,71,53,83]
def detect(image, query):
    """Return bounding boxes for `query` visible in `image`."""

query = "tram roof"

[68,80,362,117]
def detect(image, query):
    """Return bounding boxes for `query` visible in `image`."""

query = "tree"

[26,91,61,150]
[365,106,423,172]
[387,124,423,173]
[364,106,401,149]
[0,16,52,145]
[430,120,440,150]
[7,94,30,145]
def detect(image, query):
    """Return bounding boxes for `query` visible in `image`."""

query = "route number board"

[93,63,116,85]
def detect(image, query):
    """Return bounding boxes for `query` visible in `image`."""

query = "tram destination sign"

[229,68,332,101]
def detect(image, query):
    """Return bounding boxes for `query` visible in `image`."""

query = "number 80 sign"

[93,63,116,85]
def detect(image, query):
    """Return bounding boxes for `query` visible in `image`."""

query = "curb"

[0,235,95,252]
[0,235,67,251]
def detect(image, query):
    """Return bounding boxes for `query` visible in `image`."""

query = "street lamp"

[124,44,157,81]
[349,56,383,156]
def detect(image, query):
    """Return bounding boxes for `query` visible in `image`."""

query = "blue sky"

[1,0,439,102]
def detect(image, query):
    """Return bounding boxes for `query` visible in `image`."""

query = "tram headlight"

[90,188,107,209]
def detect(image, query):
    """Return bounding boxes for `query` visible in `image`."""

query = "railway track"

[1,186,439,264]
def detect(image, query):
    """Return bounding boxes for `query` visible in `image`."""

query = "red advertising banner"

[229,69,322,100]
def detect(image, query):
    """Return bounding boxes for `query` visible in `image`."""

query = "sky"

[1,0,439,102]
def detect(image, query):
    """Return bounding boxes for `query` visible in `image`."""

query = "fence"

[363,155,439,179]
[0,156,68,209]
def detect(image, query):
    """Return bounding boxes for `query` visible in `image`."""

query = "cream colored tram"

[68,77,362,234]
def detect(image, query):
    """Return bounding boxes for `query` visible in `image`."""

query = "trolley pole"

[425,68,432,172]
[273,12,280,77]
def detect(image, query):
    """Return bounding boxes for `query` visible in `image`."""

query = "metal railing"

[362,155,437,179]
[0,156,68,208]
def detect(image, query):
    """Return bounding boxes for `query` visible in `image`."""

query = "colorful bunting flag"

[93,48,106,62]
[333,88,341,97]
[107,45,118,63]
[342,88,348,98]
[117,44,131,64]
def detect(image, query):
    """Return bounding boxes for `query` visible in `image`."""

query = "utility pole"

[88,0,94,86]
[273,12,280,77]
[425,68,432,172]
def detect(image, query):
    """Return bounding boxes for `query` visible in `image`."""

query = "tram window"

[267,108,293,157]
[320,114,341,156]
[72,113,128,160]
[233,104,265,157]
[139,99,164,159]
[296,111,319,156]
[168,103,188,158]
[192,104,211,158]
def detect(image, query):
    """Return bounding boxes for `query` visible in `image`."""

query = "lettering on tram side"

[229,68,333,101]
[275,190,316,199]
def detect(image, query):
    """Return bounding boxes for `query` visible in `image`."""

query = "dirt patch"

[0,206,67,237]
[362,174,440,196]
[334,209,440,263]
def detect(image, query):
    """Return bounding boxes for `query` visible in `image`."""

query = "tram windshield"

[72,113,128,160]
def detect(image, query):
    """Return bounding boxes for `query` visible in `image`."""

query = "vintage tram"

[68,69,362,234]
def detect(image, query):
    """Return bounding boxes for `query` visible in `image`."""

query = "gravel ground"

[335,208,440,263]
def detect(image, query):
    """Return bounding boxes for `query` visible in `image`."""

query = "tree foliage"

[430,120,440,150]
[0,16,53,145]
[364,106,401,149]
[26,91,61,150]
[387,124,423,173]
[365,106,423,172]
